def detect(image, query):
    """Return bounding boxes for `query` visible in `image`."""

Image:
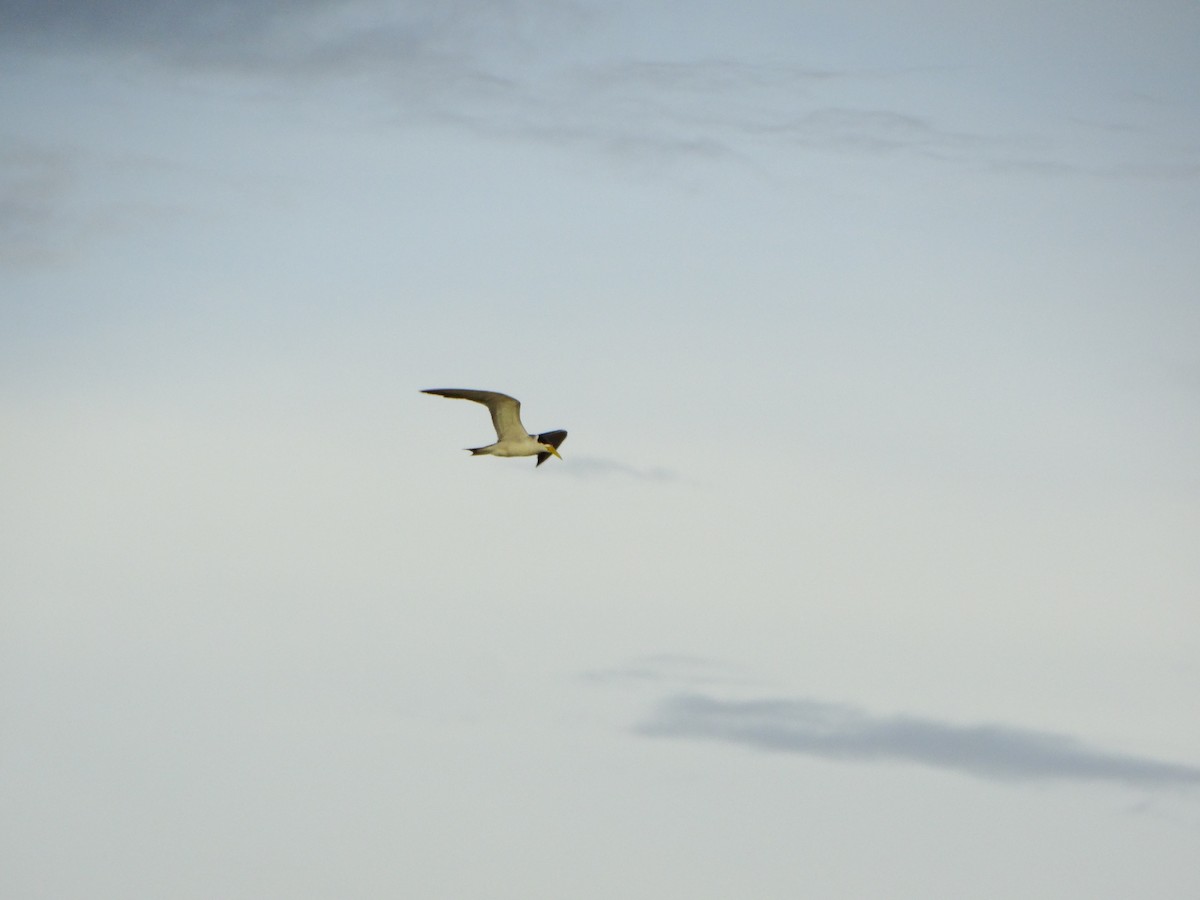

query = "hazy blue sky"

[3,2,1199,897]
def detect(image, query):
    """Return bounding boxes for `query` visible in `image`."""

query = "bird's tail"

[467,446,491,456]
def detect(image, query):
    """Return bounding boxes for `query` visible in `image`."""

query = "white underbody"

[473,435,544,457]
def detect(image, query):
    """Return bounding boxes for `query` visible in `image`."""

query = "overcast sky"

[3,2,1199,898]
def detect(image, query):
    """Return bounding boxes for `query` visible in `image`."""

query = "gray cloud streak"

[0,1,989,168]
[637,694,1200,788]
[558,456,679,483]
[0,0,326,50]
[580,654,754,687]
[0,138,213,267]
[5,2,1189,181]
[0,142,77,265]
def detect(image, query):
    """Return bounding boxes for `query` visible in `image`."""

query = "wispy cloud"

[558,455,680,483]
[0,137,212,267]
[0,1,988,169]
[580,654,754,687]
[756,107,990,159]
[637,693,1200,789]
[0,0,578,76]
[0,0,328,56]
[0,142,74,265]
[6,2,1192,181]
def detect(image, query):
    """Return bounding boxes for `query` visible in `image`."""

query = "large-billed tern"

[422,389,567,467]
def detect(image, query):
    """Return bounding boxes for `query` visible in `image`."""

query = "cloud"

[0,142,76,265]
[0,138,207,267]
[557,455,680,483]
[637,693,1200,789]
[580,654,754,687]
[6,2,1189,180]
[0,0,576,75]
[758,107,990,159]
[0,0,325,52]
[0,1,972,168]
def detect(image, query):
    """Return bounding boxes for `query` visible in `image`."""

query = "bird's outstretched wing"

[421,389,527,441]
[535,430,568,467]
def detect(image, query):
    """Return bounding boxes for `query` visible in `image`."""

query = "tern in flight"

[422,389,567,467]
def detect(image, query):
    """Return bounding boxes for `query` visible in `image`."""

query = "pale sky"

[3,2,1199,898]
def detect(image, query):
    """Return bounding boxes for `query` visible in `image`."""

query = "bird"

[421,389,567,466]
